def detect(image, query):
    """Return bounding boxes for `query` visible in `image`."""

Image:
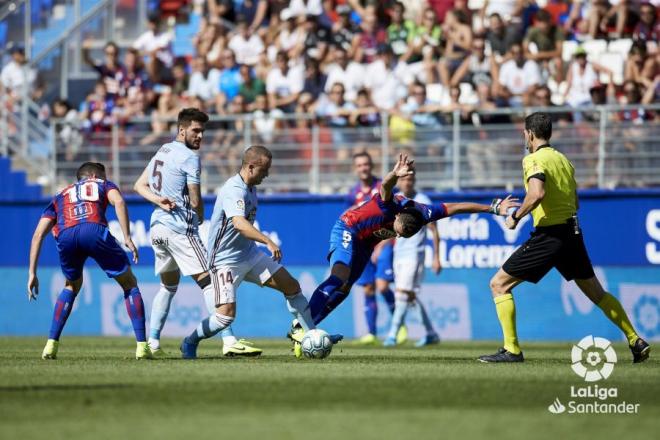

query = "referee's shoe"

[630,338,651,363]
[477,348,525,363]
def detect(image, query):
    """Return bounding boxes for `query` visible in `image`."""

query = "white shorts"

[209,247,282,306]
[394,254,425,293]
[151,223,208,276]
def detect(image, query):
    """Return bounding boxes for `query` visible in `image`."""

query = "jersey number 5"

[152,160,164,191]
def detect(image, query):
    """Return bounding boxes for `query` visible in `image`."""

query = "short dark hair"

[525,112,553,140]
[242,145,272,166]
[76,162,106,180]
[177,108,209,129]
[352,151,372,164]
[399,208,425,237]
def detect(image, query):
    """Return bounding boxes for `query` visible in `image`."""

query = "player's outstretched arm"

[381,153,415,201]
[444,195,520,217]
[133,166,176,211]
[231,216,282,262]
[505,178,545,229]
[107,189,139,263]
[27,218,55,301]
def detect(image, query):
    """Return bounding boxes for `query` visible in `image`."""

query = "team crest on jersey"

[237,199,245,211]
[373,228,396,239]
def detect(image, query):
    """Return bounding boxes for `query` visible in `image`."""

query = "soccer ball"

[301,329,333,359]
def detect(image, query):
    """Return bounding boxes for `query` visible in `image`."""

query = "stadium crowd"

[1,0,659,188]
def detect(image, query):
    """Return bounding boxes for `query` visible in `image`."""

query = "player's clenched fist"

[156,197,176,212]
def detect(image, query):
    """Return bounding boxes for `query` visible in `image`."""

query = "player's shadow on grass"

[0,384,132,392]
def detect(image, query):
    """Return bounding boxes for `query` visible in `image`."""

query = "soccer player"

[27,162,151,359]
[348,152,398,345]
[478,112,651,363]
[383,173,442,348]
[134,108,261,357]
[179,145,337,359]
[291,153,518,354]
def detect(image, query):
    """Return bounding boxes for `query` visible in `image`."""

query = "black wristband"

[511,210,519,221]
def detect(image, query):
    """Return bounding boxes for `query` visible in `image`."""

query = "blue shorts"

[56,223,130,281]
[328,221,374,288]
[355,240,394,285]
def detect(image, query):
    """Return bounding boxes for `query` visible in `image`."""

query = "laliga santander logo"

[571,335,617,382]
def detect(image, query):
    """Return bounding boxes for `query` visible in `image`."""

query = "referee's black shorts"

[502,218,595,283]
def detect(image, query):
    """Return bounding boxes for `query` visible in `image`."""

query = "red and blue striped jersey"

[340,193,447,247]
[41,178,119,237]
[347,177,382,208]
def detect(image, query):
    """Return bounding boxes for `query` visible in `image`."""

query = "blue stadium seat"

[0,158,42,201]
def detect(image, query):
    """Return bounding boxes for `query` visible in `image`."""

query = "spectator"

[132,12,174,68]
[238,64,266,106]
[450,36,497,90]
[532,85,572,123]
[82,40,124,98]
[386,2,415,58]
[351,12,387,64]
[302,57,328,102]
[596,0,636,38]
[394,82,443,131]
[206,0,234,24]
[52,99,81,161]
[481,0,524,24]
[288,0,323,17]
[624,41,657,89]
[325,46,365,102]
[229,16,265,65]
[563,46,611,108]
[252,93,282,143]
[140,85,179,145]
[406,7,442,63]
[117,48,151,120]
[1,46,39,102]
[485,12,520,60]
[495,42,542,106]
[364,43,412,110]
[266,51,304,112]
[216,49,242,111]
[302,14,332,61]
[633,3,659,42]
[315,82,356,155]
[275,9,307,59]
[237,0,269,35]
[441,9,474,78]
[350,88,381,128]
[523,9,565,82]
[188,56,221,107]
[195,22,228,66]
[170,60,190,97]
[81,80,117,134]
[332,5,358,53]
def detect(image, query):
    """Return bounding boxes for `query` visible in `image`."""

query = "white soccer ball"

[301,329,333,359]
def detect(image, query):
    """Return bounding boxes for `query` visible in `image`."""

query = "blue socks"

[124,287,147,342]
[365,294,378,335]
[381,287,395,314]
[187,313,234,344]
[149,284,177,342]
[309,275,346,324]
[286,292,315,331]
[48,288,76,340]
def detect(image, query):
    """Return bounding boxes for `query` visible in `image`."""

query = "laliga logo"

[571,335,617,382]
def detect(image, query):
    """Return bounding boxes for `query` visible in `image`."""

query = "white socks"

[286,292,315,331]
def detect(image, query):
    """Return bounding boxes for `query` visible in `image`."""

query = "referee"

[478,112,650,363]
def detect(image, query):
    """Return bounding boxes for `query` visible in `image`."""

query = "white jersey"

[146,140,201,235]
[394,191,432,260]
[207,174,259,267]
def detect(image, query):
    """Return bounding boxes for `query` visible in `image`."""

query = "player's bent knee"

[115,269,138,290]
[65,278,83,294]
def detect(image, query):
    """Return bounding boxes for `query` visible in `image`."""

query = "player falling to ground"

[383,173,442,348]
[180,145,341,359]
[348,152,400,346]
[289,153,519,355]
[479,112,651,363]
[134,108,261,358]
[28,162,151,360]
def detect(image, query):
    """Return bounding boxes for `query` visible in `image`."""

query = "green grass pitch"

[0,337,658,440]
